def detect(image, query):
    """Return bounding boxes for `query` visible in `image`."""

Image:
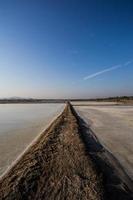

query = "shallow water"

[0,104,64,134]
[0,103,64,175]
[74,105,133,180]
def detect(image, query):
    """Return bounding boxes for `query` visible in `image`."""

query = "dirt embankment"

[0,103,103,200]
[71,106,133,200]
[0,103,133,200]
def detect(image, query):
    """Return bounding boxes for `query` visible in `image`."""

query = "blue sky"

[0,0,133,98]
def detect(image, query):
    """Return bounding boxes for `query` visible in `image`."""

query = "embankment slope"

[0,103,103,200]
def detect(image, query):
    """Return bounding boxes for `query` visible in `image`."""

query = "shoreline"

[0,103,132,199]
[74,104,133,181]
[0,107,64,179]
[0,103,65,176]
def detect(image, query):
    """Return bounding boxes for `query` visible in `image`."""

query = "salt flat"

[72,101,118,105]
[0,103,64,175]
[74,103,133,180]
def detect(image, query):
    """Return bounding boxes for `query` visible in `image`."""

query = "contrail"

[84,65,121,80]
[124,60,133,66]
[84,60,132,80]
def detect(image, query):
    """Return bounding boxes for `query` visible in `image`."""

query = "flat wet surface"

[74,105,133,180]
[0,103,64,175]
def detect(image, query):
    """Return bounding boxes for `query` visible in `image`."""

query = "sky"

[0,0,133,99]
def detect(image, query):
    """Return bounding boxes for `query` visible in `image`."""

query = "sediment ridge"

[0,103,132,200]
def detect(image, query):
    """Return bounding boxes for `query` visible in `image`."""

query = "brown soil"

[0,103,103,200]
